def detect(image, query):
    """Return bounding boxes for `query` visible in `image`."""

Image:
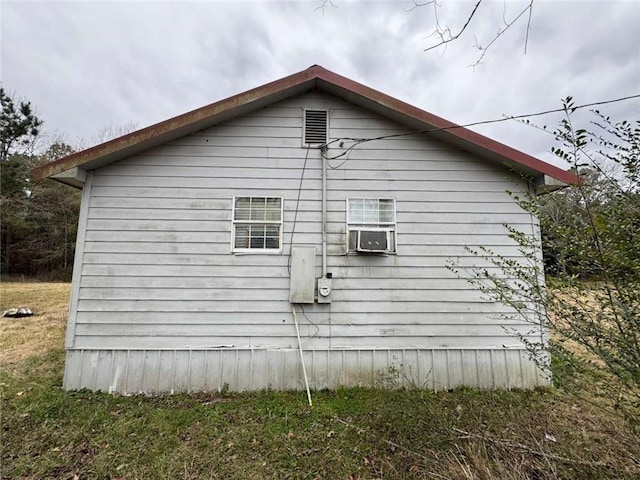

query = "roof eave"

[312,69,579,186]
[49,167,86,189]
[32,68,321,181]
[32,65,579,186]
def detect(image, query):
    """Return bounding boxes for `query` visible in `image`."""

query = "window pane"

[250,236,265,249]
[234,225,250,248]
[363,198,378,223]
[265,225,279,248]
[265,198,281,221]
[250,224,265,237]
[265,225,279,236]
[379,200,394,223]
[265,236,279,249]
[348,198,364,223]
[250,198,266,221]
[234,198,251,220]
[249,224,264,249]
[348,198,397,224]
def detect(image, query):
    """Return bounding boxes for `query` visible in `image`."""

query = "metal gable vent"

[303,109,328,145]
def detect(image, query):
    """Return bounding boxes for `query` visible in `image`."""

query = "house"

[32,65,578,394]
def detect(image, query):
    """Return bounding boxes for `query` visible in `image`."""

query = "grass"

[2,282,639,479]
[0,281,70,367]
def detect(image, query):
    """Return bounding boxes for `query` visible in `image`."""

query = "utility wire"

[287,144,312,276]
[322,94,640,160]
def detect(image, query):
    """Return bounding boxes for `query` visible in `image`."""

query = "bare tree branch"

[524,0,534,54]
[404,0,435,14]
[423,0,483,52]
[469,1,534,69]
[315,0,337,16]
[408,0,535,67]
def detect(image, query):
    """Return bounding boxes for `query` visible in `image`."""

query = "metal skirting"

[63,347,549,394]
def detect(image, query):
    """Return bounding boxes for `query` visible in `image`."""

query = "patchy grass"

[1,282,639,479]
[0,282,70,368]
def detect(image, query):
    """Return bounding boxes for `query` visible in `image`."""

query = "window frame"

[345,197,397,254]
[231,196,284,254]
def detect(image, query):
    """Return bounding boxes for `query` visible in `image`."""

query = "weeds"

[2,282,639,479]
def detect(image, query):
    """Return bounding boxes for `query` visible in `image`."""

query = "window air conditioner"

[356,230,391,253]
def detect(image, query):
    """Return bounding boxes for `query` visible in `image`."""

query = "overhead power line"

[451,94,640,130]
[323,94,640,160]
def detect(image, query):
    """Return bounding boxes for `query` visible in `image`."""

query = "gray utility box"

[289,246,316,304]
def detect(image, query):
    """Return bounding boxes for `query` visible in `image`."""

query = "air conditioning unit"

[355,229,392,253]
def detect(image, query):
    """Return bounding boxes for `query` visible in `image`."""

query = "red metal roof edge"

[32,64,579,185]
[32,66,318,181]
[311,66,579,185]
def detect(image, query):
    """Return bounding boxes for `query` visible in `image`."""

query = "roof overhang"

[32,65,579,188]
[51,167,87,189]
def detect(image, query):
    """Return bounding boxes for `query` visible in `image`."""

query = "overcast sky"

[2,0,639,168]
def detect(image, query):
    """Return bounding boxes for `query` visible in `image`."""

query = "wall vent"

[303,109,328,145]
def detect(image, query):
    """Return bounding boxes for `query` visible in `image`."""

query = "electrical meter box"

[289,246,316,304]
[317,277,332,304]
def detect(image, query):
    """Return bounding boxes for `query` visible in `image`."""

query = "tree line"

[1,88,80,279]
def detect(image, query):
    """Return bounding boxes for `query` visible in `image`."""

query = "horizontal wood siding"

[68,90,545,391]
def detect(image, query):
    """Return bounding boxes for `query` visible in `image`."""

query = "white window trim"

[231,196,284,254]
[345,197,397,254]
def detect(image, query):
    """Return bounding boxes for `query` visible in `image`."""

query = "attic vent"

[303,109,328,145]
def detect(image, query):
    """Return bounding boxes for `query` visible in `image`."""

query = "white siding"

[65,90,546,391]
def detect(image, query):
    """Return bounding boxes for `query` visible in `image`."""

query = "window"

[346,198,397,253]
[303,109,328,145]
[232,197,283,252]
